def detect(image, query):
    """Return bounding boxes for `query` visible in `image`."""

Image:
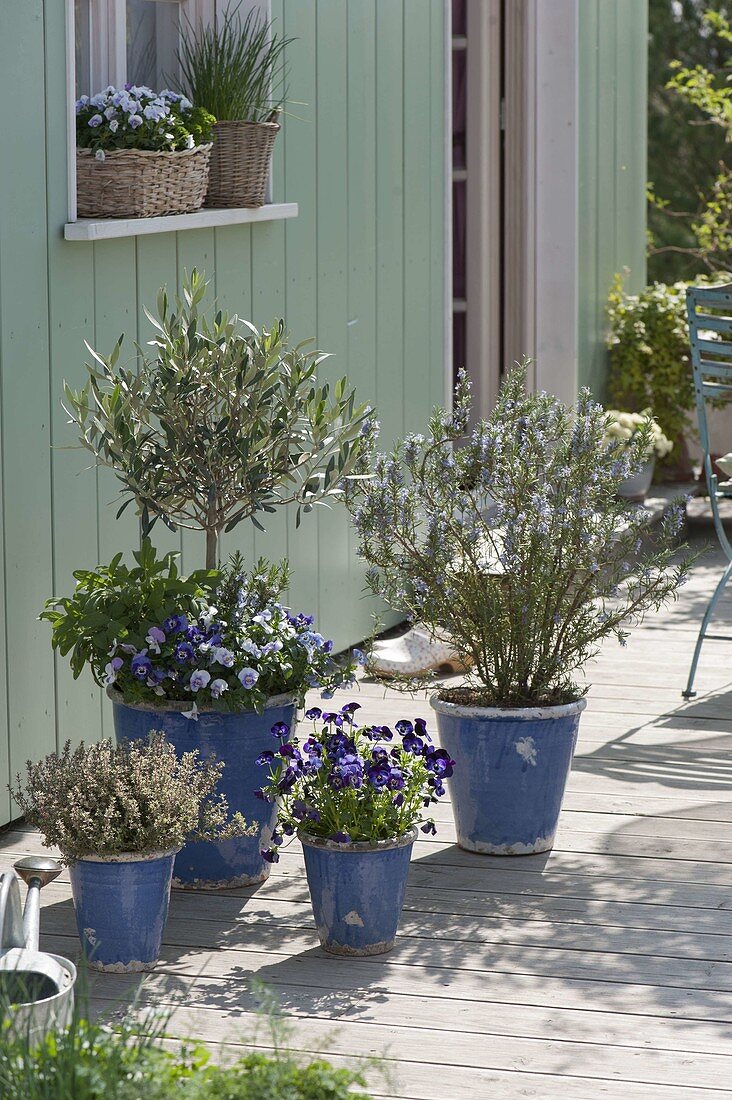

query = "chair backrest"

[686,282,732,553]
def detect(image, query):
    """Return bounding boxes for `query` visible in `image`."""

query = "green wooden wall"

[0,0,446,825]
[577,0,648,398]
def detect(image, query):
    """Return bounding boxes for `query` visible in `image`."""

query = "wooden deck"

[3,507,732,1098]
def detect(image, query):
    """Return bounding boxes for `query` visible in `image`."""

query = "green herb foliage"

[40,538,216,684]
[0,992,374,1100]
[178,3,292,123]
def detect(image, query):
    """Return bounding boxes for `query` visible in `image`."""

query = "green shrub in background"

[606,277,692,455]
[606,272,731,462]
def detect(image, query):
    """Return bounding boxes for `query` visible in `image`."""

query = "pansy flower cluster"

[76,85,214,154]
[255,705,454,860]
[105,557,362,718]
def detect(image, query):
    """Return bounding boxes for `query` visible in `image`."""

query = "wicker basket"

[76,145,212,219]
[205,119,280,208]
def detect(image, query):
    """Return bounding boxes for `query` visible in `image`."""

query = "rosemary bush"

[11,734,249,861]
[63,271,375,569]
[178,4,292,123]
[349,362,692,708]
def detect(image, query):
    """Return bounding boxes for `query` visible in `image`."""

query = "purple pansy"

[131,652,152,680]
[174,641,195,664]
[104,656,124,686]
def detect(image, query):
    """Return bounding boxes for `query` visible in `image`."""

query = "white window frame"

[64,0,294,234]
[76,0,198,100]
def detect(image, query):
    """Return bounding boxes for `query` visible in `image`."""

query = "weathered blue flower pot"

[301,830,416,956]
[618,458,655,502]
[431,695,587,855]
[110,689,295,888]
[68,849,177,972]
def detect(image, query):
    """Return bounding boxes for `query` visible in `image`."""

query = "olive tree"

[64,271,376,568]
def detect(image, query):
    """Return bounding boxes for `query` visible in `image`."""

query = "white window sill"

[64,202,298,241]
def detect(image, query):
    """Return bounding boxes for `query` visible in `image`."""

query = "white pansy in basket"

[75,85,215,219]
[603,410,674,459]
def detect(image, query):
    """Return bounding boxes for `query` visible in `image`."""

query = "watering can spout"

[0,856,76,1042]
[13,856,63,953]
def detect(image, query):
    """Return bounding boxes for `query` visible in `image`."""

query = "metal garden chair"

[683,282,732,698]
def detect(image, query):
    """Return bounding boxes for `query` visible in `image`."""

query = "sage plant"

[349,362,692,708]
[64,271,376,568]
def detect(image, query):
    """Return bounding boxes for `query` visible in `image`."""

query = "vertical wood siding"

[0,0,446,824]
[577,0,648,397]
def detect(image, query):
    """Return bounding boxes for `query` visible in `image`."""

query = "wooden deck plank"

[84,1001,732,1091]
[89,975,731,1055]
[34,889,732,963]
[36,924,732,996]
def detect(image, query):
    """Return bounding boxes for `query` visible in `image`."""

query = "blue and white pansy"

[75,84,212,155]
[105,557,360,718]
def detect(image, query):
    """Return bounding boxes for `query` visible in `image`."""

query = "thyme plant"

[349,363,692,708]
[63,271,375,568]
[11,734,249,861]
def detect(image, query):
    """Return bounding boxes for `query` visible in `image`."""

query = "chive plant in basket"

[255,703,453,955]
[348,362,692,855]
[178,3,293,207]
[46,270,375,888]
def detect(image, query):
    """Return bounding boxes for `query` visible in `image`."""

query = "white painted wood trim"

[64,202,298,240]
[65,0,78,222]
[443,0,453,410]
[465,0,501,418]
[529,0,579,402]
[503,0,534,381]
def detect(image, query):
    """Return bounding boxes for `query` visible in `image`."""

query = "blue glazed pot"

[431,695,587,855]
[109,689,296,889]
[301,830,416,956]
[68,849,176,972]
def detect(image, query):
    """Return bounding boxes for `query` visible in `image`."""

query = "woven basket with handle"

[205,119,280,208]
[76,145,212,219]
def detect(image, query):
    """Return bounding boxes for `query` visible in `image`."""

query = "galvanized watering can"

[0,856,76,1042]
